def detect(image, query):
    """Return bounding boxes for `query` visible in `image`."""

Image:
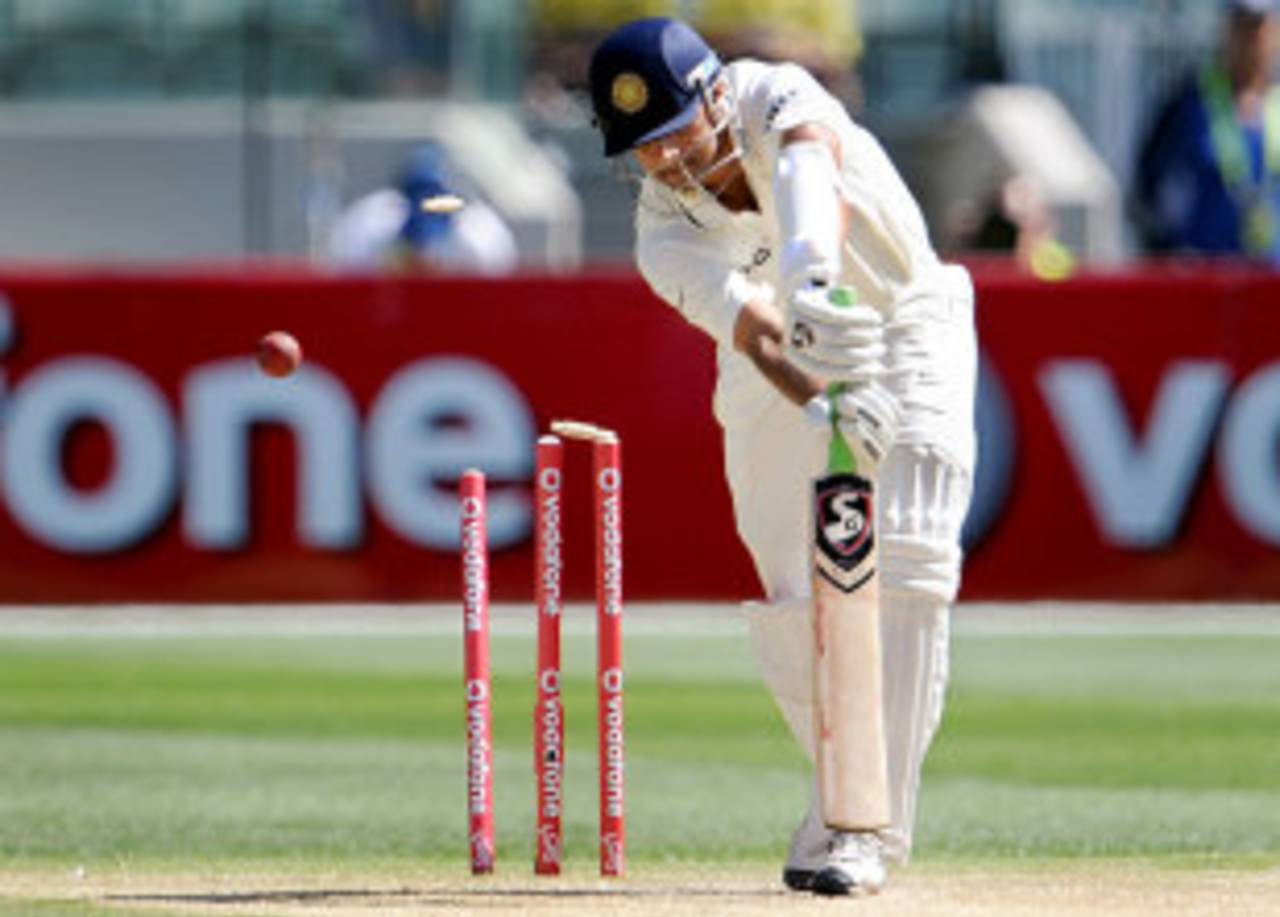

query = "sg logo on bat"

[814,472,875,593]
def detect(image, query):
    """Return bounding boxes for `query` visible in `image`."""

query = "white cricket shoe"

[810,830,888,897]
[781,801,831,891]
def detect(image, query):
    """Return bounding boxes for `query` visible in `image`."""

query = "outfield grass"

[0,605,1277,874]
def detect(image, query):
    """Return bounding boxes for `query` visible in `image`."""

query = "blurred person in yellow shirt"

[530,0,861,106]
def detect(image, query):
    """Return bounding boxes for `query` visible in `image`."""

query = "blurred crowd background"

[0,0,1259,275]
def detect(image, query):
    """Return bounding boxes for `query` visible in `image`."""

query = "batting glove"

[805,381,901,476]
[784,283,885,384]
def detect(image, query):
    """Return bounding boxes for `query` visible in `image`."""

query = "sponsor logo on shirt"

[764,89,799,130]
[741,245,772,275]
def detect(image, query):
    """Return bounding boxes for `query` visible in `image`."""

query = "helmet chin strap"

[692,81,745,187]
[657,81,746,212]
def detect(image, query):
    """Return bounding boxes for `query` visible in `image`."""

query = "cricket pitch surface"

[5,863,1280,916]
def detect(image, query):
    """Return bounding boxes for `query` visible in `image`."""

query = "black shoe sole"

[782,868,815,891]
[810,866,879,897]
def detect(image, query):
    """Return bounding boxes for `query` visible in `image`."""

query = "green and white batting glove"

[784,283,885,384]
[805,381,900,475]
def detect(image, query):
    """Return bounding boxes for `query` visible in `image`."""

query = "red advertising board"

[969,263,1280,599]
[0,263,1277,603]
[0,270,753,603]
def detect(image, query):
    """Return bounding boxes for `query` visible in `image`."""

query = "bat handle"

[825,382,858,475]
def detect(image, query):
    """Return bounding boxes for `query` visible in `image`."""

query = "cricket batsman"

[588,18,977,896]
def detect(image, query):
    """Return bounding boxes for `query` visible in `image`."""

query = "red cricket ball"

[256,330,303,378]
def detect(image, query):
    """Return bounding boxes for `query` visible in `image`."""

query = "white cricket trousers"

[729,266,976,862]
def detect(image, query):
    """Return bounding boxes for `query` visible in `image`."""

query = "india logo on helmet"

[611,73,648,114]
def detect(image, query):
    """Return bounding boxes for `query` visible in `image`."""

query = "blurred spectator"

[949,175,1077,281]
[693,1,863,108]
[525,0,680,126]
[526,0,862,112]
[1135,0,1280,262]
[327,144,518,274]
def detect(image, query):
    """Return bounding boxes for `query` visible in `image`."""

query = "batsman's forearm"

[751,332,823,407]
[733,298,823,407]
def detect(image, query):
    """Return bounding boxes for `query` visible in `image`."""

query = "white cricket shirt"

[635,59,964,439]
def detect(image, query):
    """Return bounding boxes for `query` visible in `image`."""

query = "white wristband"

[774,139,843,294]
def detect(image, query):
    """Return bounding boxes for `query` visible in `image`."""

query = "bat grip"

[825,382,858,475]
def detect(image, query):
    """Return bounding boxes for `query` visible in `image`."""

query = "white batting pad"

[875,445,970,862]
[877,594,949,864]
[879,445,973,603]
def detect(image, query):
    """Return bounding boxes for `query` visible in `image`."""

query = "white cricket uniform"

[634,59,977,863]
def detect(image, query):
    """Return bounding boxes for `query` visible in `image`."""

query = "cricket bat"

[812,382,891,830]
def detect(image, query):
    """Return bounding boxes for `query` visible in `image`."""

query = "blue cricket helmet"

[396,144,453,247]
[588,18,723,157]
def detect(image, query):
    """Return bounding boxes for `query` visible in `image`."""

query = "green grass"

[0,609,1277,873]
